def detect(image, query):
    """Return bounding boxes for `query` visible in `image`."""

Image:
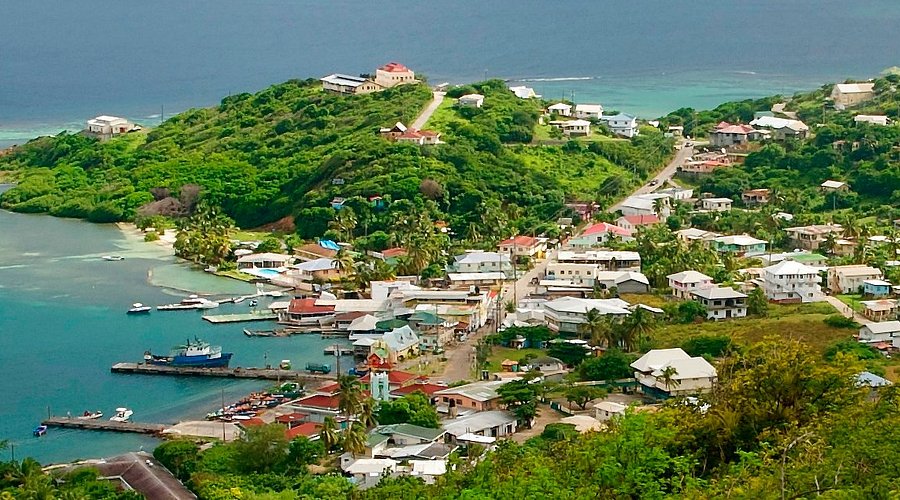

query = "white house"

[457,94,485,108]
[547,103,572,117]
[574,104,603,120]
[509,85,539,99]
[451,251,511,274]
[549,119,591,136]
[236,252,293,270]
[86,115,138,137]
[699,197,733,212]
[749,116,809,140]
[667,270,714,300]
[690,286,748,320]
[594,401,627,421]
[555,250,642,271]
[601,113,639,138]
[762,260,821,303]
[631,348,717,398]
[859,321,900,343]
[542,296,631,334]
[619,193,671,218]
[374,62,416,88]
[854,115,891,126]
[828,265,884,294]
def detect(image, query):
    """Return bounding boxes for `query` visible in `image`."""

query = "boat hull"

[149,352,233,368]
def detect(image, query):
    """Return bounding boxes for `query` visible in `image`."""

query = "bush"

[823,314,859,329]
[682,335,733,358]
[144,231,160,242]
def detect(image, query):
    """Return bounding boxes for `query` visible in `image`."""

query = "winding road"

[608,143,694,213]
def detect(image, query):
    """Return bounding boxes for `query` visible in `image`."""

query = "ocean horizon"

[3,0,900,148]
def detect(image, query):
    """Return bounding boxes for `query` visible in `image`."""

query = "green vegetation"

[0,79,671,250]
[375,392,441,428]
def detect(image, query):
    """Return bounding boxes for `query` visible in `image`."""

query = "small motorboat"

[157,295,219,311]
[77,410,103,420]
[33,425,48,437]
[127,303,152,315]
[109,407,133,423]
[102,255,125,261]
[233,296,246,304]
[248,300,258,307]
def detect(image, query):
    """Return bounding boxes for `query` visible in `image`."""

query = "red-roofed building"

[290,393,341,423]
[278,298,335,325]
[375,62,416,88]
[285,422,322,440]
[710,122,761,147]
[389,382,448,401]
[499,235,547,260]
[359,370,420,392]
[275,412,310,427]
[367,352,394,370]
[239,417,266,428]
[395,128,441,145]
[568,222,633,247]
[381,247,408,260]
[616,214,661,232]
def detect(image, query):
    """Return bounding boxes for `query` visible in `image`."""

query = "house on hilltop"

[709,122,760,147]
[457,94,485,108]
[762,260,822,303]
[375,62,416,88]
[600,113,639,138]
[86,115,138,139]
[631,348,717,398]
[321,73,383,95]
[830,82,875,110]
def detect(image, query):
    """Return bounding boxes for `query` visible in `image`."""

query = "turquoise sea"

[3,0,900,147]
[0,196,345,463]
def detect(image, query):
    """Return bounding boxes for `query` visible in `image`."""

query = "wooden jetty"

[110,362,336,382]
[42,417,166,435]
[202,312,277,324]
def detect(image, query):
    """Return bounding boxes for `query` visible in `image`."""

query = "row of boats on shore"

[205,383,302,422]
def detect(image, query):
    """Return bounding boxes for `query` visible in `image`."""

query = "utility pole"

[221,389,226,441]
[161,104,165,124]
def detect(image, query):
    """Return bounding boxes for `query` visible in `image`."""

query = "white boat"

[157,295,220,311]
[127,303,152,314]
[248,300,258,307]
[77,410,103,420]
[102,255,125,261]
[109,407,133,422]
[233,296,246,304]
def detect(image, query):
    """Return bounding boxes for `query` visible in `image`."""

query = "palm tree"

[337,375,362,417]
[319,416,340,451]
[659,366,681,393]
[334,249,356,282]
[577,308,614,348]
[341,421,368,457]
[652,197,668,217]
[820,232,837,256]
[357,398,378,429]
[620,306,656,352]
[329,207,357,241]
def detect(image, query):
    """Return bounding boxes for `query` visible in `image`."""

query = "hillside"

[0,79,670,241]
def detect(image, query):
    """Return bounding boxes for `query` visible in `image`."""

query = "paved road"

[411,91,445,130]
[608,144,694,213]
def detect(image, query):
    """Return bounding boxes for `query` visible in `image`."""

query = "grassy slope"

[651,301,852,354]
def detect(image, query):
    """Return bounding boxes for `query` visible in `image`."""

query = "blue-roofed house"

[864,279,893,298]
[601,113,639,138]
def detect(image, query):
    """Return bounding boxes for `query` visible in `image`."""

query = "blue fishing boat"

[33,425,47,437]
[144,338,233,368]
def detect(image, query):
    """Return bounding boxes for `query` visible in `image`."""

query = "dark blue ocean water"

[2,0,900,147]
[0,205,345,463]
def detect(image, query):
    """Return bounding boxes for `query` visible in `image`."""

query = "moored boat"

[102,255,125,261]
[77,410,103,420]
[33,425,48,437]
[127,303,151,314]
[233,296,246,304]
[109,407,133,422]
[144,338,233,368]
[157,295,219,311]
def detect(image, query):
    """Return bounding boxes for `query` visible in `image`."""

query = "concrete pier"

[110,362,336,382]
[42,417,166,435]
